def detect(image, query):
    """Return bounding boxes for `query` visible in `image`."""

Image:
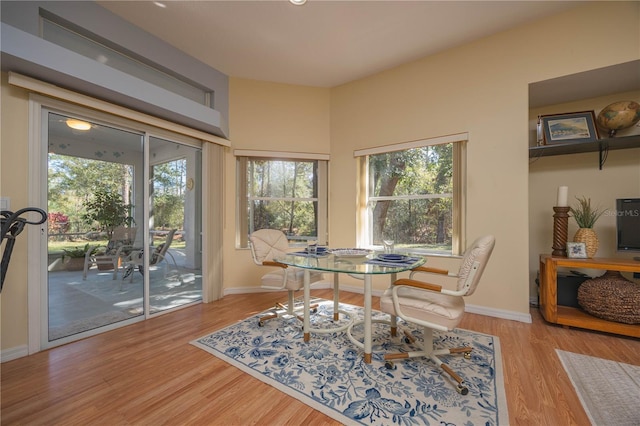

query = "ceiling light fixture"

[153,2,167,8]
[66,119,92,131]
[290,0,307,5]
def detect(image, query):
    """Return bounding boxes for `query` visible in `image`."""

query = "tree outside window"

[237,156,328,248]
[366,142,459,254]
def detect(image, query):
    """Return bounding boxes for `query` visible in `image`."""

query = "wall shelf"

[529,134,640,169]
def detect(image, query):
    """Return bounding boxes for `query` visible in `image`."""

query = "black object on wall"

[1,207,47,292]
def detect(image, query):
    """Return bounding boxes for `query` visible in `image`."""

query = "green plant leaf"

[569,196,604,228]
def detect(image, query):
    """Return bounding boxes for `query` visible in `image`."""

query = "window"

[236,153,328,248]
[356,135,466,255]
[41,16,213,107]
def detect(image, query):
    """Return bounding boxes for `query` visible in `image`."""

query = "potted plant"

[62,243,97,271]
[570,196,604,258]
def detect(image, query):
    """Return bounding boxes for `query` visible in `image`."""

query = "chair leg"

[438,360,469,395]
[384,326,473,395]
[257,290,318,327]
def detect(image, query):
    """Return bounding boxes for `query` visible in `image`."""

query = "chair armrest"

[85,244,112,261]
[411,265,449,275]
[115,245,142,259]
[393,278,443,292]
[262,260,288,268]
[410,266,449,278]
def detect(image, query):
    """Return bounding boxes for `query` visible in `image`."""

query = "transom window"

[236,153,328,248]
[356,135,466,255]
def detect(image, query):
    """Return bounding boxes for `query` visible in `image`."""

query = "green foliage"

[369,144,453,247]
[570,196,604,228]
[249,160,317,237]
[154,194,184,229]
[151,159,187,230]
[81,189,134,237]
[48,154,134,233]
[62,243,96,259]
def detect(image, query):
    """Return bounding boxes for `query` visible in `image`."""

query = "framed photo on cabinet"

[567,242,587,259]
[538,111,599,145]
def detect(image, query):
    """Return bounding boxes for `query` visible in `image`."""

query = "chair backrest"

[456,235,495,296]
[249,229,289,265]
[107,226,136,252]
[151,229,176,265]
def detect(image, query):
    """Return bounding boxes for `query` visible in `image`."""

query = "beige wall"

[0,73,32,350]
[2,2,639,354]
[328,1,640,312]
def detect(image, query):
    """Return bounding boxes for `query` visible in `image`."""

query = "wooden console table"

[539,254,640,338]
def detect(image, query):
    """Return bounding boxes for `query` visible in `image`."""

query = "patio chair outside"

[83,226,137,280]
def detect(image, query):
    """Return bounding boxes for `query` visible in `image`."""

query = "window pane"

[369,145,452,196]
[249,200,317,239]
[42,19,210,105]
[371,198,452,252]
[242,158,322,246]
[368,143,453,253]
[249,160,316,198]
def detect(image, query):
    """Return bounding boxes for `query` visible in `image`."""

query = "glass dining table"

[274,250,425,363]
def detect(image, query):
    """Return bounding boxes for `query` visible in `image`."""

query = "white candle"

[557,186,568,207]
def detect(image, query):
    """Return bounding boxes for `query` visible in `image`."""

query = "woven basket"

[577,271,640,324]
[573,228,599,258]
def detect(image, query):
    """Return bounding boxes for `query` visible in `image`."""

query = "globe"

[596,100,640,137]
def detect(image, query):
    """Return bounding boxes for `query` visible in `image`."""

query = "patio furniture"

[122,229,182,284]
[83,226,137,280]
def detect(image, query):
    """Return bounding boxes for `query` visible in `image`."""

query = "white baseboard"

[465,303,532,323]
[1,345,28,363]
[223,284,533,323]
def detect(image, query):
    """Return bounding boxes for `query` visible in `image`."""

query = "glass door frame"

[32,96,205,351]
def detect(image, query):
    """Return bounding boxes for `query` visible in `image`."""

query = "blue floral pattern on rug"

[192,299,507,425]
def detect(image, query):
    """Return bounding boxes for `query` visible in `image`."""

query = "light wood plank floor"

[2,289,639,425]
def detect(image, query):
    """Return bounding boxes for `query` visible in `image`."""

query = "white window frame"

[234,150,329,248]
[355,133,467,255]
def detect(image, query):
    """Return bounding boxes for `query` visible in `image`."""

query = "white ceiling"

[98,0,584,88]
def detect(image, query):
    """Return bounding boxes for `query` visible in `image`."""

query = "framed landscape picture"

[539,111,599,145]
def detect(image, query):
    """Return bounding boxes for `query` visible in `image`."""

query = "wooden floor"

[2,289,639,425]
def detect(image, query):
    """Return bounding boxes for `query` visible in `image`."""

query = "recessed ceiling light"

[290,0,307,5]
[66,119,91,131]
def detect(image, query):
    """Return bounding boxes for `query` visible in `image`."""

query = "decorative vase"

[596,100,640,137]
[97,263,114,271]
[573,228,598,258]
[64,257,85,271]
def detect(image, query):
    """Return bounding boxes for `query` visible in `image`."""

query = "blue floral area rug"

[191,299,508,425]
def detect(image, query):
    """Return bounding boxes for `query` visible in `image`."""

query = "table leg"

[333,272,340,321]
[389,272,397,336]
[304,269,311,342]
[364,274,372,363]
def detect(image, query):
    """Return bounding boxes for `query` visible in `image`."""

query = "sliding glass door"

[45,110,202,345]
[146,136,202,314]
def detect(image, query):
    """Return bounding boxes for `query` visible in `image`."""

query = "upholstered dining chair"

[379,234,495,395]
[249,229,324,327]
